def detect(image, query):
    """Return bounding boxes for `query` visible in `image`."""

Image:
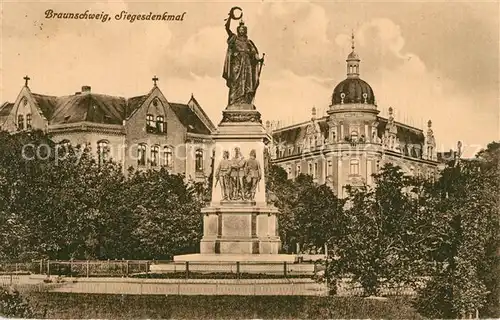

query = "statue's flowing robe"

[222,32,261,106]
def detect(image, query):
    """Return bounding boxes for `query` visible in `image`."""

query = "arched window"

[156,116,165,133]
[163,146,173,168]
[296,164,301,177]
[350,131,358,142]
[17,115,24,130]
[138,144,147,166]
[146,114,155,132]
[151,145,159,166]
[330,129,336,142]
[195,149,203,172]
[97,140,110,164]
[350,159,360,175]
[26,114,32,129]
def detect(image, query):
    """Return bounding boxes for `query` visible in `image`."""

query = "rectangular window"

[350,159,360,175]
[327,161,332,176]
[195,149,204,172]
[156,116,165,133]
[146,114,155,133]
[314,162,318,178]
[296,164,301,177]
[138,144,147,166]
[26,114,32,129]
[163,147,173,168]
[151,146,159,166]
[17,115,24,130]
[308,162,313,176]
[97,141,109,164]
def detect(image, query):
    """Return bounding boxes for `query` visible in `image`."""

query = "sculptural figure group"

[215,148,262,201]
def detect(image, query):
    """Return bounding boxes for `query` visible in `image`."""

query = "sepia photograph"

[0,0,498,319]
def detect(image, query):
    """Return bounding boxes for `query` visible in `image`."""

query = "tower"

[326,32,381,196]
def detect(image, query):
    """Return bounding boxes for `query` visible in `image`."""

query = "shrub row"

[27,293,423,319]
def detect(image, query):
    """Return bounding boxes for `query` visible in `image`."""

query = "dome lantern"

[346,32,360,78]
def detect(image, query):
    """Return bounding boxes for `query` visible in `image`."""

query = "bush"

[0,286,44,318]
[28,293,423,319]
[130,272,312,279]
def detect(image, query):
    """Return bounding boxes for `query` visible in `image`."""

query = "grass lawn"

[28,292,423,319]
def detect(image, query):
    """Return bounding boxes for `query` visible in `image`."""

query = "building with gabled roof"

[268,35,439,197]
[0,77,216,180]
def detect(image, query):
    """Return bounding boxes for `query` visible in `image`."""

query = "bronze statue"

[215,150,232,200]
[230,147,246,200]
[244,149,261,200]
[222,7,265,107]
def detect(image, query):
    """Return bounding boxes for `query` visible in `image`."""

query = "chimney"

[81,85,91,94]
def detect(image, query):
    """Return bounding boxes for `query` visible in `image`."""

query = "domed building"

[269,34,439,197]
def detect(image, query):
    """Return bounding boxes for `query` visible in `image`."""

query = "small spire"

[346,30,360,78]
[23,75,30,87]
[311,106,317,119]
[351,30,355,52]
[427,119,432,128]
[152,75,159,87]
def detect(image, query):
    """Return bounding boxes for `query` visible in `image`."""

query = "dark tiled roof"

[0,102,14,126]
[0,102,14,117]
[50,94,126,125]
[2,88,213,135]
[272,117,329,146]
[377,117,425,158]
[170,103,211,135]
[32,94,58,119]
[126,94,149,119]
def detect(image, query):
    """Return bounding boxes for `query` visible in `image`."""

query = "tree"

[127,169,203,260]
[330,164,428,296]
[415,142,499,318]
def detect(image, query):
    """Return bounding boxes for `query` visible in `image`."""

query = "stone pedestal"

[173,105,292,264]
[200,110,281,254]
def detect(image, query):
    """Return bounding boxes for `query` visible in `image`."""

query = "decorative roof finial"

[351,30,355,52]
[152,75,159,87]
[312,106,317,119]
[23,75,30,87]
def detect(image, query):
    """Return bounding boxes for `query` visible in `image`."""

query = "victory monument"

[174,7,293,263]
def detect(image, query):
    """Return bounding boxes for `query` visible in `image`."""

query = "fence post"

[284,262,287,277]
[15,263,18,273]
[46,260,50,276]
[69,259,73,277]
[146,261,149,278]
[185,261,189,280]
[126,260,129,277]
[86,260,90,278]
[39,259,43,275]
[236,261,240,279]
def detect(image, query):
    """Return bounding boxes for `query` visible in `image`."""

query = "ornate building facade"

[0,77,216,180]
[269,38,439,197]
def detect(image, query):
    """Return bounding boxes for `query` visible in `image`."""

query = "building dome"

[331,32,375,106]
[332,78,375,105]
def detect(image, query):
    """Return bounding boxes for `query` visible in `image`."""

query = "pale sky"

[1,0,498,157]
